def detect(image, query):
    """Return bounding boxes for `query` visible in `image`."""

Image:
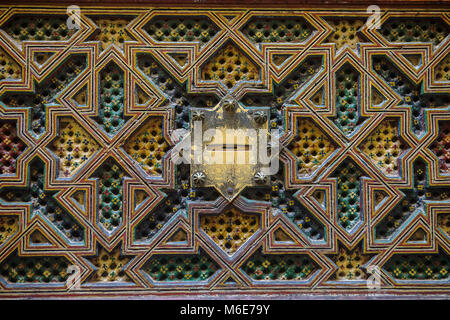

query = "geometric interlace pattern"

[0,5,449,297]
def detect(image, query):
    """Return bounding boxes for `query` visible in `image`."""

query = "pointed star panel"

[0,4,448,298]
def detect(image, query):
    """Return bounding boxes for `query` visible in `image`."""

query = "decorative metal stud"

[192,110,205,121]
[222,98,236,112]
[253,171,267,184]
[253,111,267,124]
[192,171,207,185]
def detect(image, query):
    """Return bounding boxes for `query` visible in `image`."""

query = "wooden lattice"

[0,4,448,298]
